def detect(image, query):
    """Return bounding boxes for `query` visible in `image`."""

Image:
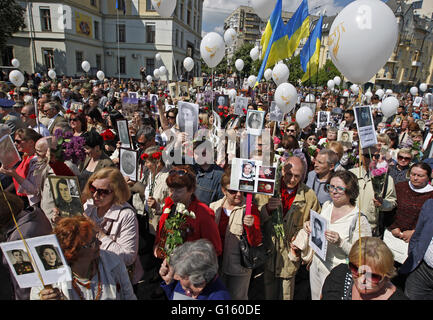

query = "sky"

[202,0,363,36]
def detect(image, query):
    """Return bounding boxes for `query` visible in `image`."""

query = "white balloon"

[96,71,105,81]
[296,106,314,129]
[252,0,277,21]
[146,75,153,83]
[183,57,194,72]
[410,86,418,96]
[11,59,20,68]
[8,70,24,87]
[385,89,393,94]
[375,89,384,99]
[250,47,260,61]
[224,28,237,46]
[81,61,91,73]
[235,59,244,72]
[151,0,177,18]
[365,90,373,98]
[159,66,167,75]
[272,63,289,86]
[351,84,359,94]
[305,94,315,103]
[328,0,398,84]
[48,69,57,80]
[200,32,225,68]
[333,76,341,86]
[327,80,335,90]
[381,96,399,118]
[274,83,297,114]
[247,75,257,88]
[155,53,161,61]
[419,83,428,92]
[153,69,160,79]
[264,69,273,81]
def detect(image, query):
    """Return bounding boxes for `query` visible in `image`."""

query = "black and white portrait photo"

[317,111,330,129]
[309,210,328,260]
[354,105,377,148]
[246,110,265,135]
[169,83,179,98]
[355,106,373,128]
[241,160,256,180]
[234,96,248,116]
[179,82,190,99]
[413,96,423,107]
[8,250,34,276]
[128,92,138,104]
[119,148,137,181]
[215,95,229,109]
[0,135,21,170]
[150,94,159,107]
[116,119,131,149]
[337,130,353,143]
[177,101,199,135]
[35,244,64,271]
[269,102,284,122]
[48,176,83,217]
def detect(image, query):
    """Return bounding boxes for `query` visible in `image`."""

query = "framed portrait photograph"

[309,210,328,261]
[227,77,235,89]
[269,102,284,122]
[128,92,139,104]
[413,96,423,107]
[48,175,83,218]
[337,130,353,143]
[246,110,265,136]
[317,111,331,129]
[70,102,83,114]
[177,101,199,135]
[178,82,190,99]
[193,77,204,88]
[119,148,137,181]
[0,134,21,169]
[116,119,131,149]
[354,105,377,148]
[234,96,248,116]
[0,234,72,288]
[215,95,229,110]
[168,83,179,99]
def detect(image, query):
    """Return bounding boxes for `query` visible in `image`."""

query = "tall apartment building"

[4,0,203,80]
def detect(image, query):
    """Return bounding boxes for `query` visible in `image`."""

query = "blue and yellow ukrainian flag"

[255,0,287,86]
[300,15,323,82]
[286,0,310,58]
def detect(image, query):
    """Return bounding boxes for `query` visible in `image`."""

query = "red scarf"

[14,155,35,197]
[280,178,297,217]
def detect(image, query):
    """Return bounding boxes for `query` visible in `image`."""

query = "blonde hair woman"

[321,237,408,300]
[83,167,143,285]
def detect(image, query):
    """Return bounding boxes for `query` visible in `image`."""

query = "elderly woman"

[159,239,231,300]
[0,192,52,300]
[154,166,222,259]
[321,237,408,300]
[304,170,372,300]
[30,216,136,300]
[209,169,262,300]
[0,128,42,206]
[388,162,433,244]
[81,167,143,285]
[388,148,413,184]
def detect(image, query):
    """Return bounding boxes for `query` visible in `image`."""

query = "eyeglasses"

[226,189,242,195]
[14,139,25,144]
[167,116,176,119]
[308,137,318,141]
[69,118,79,122]
[20,113,30,117]
[286,129,296,133]
[169,169,188,176]
[397,155,412,161]
[81,237,99,249]
[325,184,346,194]
[89,184,113,196]
[348,262,384,284]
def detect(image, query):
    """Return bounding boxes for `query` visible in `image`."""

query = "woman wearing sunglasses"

[321,237,408,300]
[209,168,262,300]
[82,167,143,286]
[304,170,372,300]
[31,216,136,300]
[154,166,222,259]
[388,148,413,184]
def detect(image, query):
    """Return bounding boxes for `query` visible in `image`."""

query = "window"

[180,2,184,21]
[96,54,102,70]
[76,51,83,72]
[117,24,126,42]
[176,29,179,47]
[1,47,13,66]
[181,31,184,48]
[146,58,155,75]
[146,24,155,43]
[146,0,155,11]
[90,0,97,6]
[43,48,55,69]
[94,21,100,40]
[117,56,126,74]
[40,8,52,31]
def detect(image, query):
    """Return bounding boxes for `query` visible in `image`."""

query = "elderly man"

[261,156,321,300]
[306,149,339,205]
[43,101,67,134]
[20,104,50,137]
[349,146,397,237]
[60,88,72,111]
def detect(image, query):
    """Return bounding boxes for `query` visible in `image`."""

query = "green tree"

[0,0,26,49]
[230,42,255,79]
[302,59,342,87]
[200,55,228,76]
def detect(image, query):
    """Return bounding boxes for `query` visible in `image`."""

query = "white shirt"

[31,123,50,137]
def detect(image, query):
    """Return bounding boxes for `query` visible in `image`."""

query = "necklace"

[72,261,102,300]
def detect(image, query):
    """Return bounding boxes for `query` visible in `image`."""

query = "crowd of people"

[0,70,432,301]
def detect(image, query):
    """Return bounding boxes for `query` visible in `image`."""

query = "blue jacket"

[161,276,231,300]
[193,164,224,207]
[400,199,433,274]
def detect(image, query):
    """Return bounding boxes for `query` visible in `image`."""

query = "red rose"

[141,153,149,160]
[223,106,228,110]
[100,129,115,141]
[29,114,37,120]
[218,112,223,116]
[152,152,162,159]
[218,105,223,110]
[66,110,72,114]
[159,146,164,151]
[204,107,208,110]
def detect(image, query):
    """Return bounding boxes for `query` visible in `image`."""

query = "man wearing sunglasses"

[388,148,413,184]
[20,104,50,137]
[349,147,397,237]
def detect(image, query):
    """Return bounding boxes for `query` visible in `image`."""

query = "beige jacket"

[261,183,321,278]
[131,167,170,235]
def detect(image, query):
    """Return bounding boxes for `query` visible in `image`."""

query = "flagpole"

[117,8,121,84]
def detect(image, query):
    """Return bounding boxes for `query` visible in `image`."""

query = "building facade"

[4,0,203,80]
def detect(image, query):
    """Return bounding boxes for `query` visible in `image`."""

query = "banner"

[75,12,93,38]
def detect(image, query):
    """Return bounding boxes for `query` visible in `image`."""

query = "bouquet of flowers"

[53,129,86,164]
[369,161,388,199]
[158,202,196,262]
[307,145,318,158]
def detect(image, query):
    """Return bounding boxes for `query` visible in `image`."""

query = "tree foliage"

[302,59,342,87]
[0,0,26,49]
